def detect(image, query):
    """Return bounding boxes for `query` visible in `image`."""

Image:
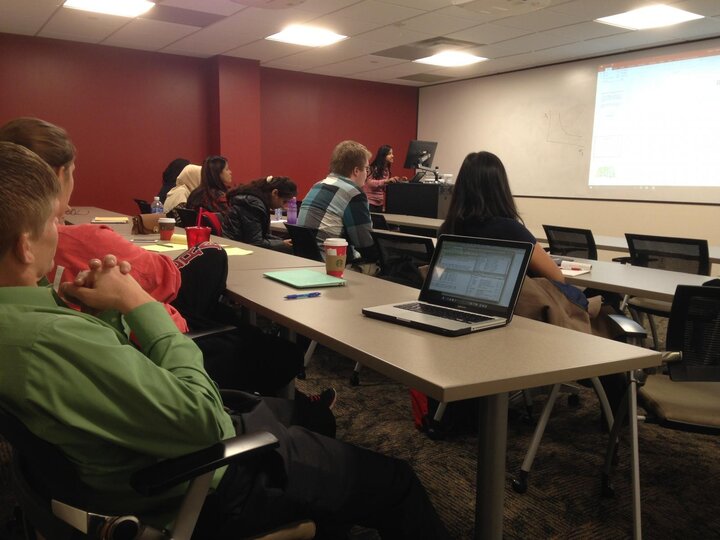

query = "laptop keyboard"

[396,302,492,324]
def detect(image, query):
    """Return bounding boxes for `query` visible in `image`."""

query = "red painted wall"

[260,69,418,197]
[0,33,418,213]
[0,34,210,214]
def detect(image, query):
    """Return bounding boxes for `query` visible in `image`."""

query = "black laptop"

[362,234,532,336]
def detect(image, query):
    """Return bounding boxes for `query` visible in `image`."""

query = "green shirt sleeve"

[25,302,235,459]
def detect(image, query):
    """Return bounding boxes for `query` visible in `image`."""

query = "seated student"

[0,141,450,539]
[158,157,190,204]
[439,151,592,311]
[0,117,313,400]
[223,175,295,252]
[186,155,233,214]
[164,163,201,214]
[297,140,378,261]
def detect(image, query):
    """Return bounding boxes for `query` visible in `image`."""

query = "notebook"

[264,269,346,289]
[362,235,532,336]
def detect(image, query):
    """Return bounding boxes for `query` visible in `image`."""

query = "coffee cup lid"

[323,238,348,246]
[158,217,175,223]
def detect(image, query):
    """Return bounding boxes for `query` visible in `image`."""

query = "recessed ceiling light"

[414,51,487,67]
[63,0,155,18]
[595,4,703,30]
[266,25,347,47]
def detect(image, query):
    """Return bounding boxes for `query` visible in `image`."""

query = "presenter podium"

[385,182,452,219]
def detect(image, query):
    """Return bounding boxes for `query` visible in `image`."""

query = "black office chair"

[174,207,223,236]
[601,284,720,537]
[371,231,435,289]
[370,213,390,230]
[133,198,152,214]
[284,223,323,262]
[1,404,316,540]
[622,233,710,349]
[542,224,598,260]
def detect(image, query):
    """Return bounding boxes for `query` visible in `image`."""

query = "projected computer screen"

[589,49,720,188]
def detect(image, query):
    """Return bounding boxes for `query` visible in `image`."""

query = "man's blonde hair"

[0,142,60,259]
[329,140,371,178]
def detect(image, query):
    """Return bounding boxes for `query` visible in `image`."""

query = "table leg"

[475,392,509,540]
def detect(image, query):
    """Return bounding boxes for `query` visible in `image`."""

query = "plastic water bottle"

[287,197,297,224]
[150,196,164,214]
[274,207,283,221]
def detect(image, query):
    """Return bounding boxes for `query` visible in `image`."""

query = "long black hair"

[187,155,229,211]
[369,144,392,179]
[228,175,297,209]
[440,151,521,235]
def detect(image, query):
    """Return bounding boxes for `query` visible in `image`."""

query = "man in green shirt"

[0,142,449,539]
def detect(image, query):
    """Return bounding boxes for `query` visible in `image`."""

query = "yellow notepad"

[91,216,128,224]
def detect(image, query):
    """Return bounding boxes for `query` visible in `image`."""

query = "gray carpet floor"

[297,344,720,539]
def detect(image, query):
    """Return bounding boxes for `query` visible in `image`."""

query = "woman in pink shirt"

[363,144,406,212]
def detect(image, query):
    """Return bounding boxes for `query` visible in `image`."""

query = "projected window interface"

[588,49,720,188]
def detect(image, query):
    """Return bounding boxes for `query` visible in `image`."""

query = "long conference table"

[67,206,661,539]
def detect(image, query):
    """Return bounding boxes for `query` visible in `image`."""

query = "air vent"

[398,73,456,83]
[374,37,483,61]
[141,5,224,27]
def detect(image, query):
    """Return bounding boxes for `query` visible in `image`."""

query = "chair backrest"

[134,198,152,214]
[371,213,390,230]
[666,285,720,382]
[371,231,435,289]
[175,207,197,229]
[625,233,710,275]
[542,224,598,260]
[284,223,323,262]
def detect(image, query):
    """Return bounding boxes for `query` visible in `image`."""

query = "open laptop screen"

[419,235,532,318]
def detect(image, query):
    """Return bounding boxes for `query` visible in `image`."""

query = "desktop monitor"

[403,140,438,169]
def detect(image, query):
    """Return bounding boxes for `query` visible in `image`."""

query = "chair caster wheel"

[568,394,580,407]
[296,369,306,380]
[350,372,360,386]
[601,473,615,497]
[512,471,528,493]
[421,416,446,440]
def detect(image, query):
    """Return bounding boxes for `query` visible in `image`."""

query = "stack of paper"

[560,260,592,276]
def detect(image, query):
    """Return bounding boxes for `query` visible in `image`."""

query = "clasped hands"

[60,254,154,315]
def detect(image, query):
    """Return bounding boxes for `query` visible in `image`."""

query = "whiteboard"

[418,38,720,204]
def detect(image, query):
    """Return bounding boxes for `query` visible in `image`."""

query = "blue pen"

[285,292,321,300]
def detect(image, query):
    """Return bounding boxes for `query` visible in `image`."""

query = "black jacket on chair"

[223,193,289,252]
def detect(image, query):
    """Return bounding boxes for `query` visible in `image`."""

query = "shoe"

[308,387,337,410]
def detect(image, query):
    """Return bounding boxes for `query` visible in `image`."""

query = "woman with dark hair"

[364,144,406,212]
[224,175,297,252]
[186,155,232,213]
[440,151,563,283]
[158,157,190,203]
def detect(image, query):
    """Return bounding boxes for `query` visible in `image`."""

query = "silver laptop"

[362,235,533,336]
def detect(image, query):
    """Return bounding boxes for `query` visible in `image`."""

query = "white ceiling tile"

[224,38,304,61]
[103,18,199,50]
[447,23,530,45]
[495,8,586,32]
[375,0,452,10]
[359,25,435,47]
[398,12,481,34]
[547,0,655,20]
[293,0,360,13]
[38,6,131,43]
[322,0,424,24]
[434,5,512,24]
[672,0,720,17]
[0,0,59,35]
[479,31,576,59]
[305,55,405,76]
[543,21,629,42]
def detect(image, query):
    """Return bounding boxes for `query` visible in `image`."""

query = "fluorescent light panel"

[595,4,703,30]
[414,51,487,67]
[266,25,347,47]
[64,0,155,17]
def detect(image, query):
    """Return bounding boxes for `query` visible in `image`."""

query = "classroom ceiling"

[2,0,720,86]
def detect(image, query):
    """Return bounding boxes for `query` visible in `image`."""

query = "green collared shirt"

[0,287,235,523]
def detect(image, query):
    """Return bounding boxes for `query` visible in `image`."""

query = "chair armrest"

[612,256,632,264]
[607,313,647,338]
[185,324,237,341]
[131,432,279,496]
[661,351,682,364]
